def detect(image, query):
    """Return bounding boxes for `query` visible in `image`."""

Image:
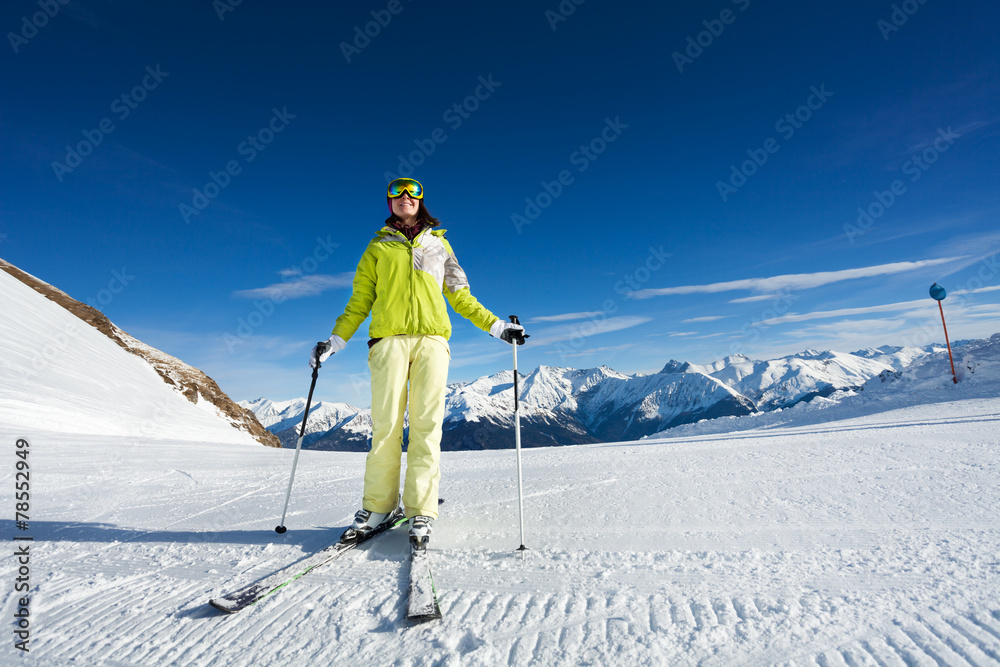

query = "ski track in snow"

[2,395,1000,666]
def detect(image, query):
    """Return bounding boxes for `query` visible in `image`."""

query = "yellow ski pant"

[364,335,449,519]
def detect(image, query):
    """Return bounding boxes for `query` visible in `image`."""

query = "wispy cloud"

[966,304,1000,318]
[681,315,729,323]
[930,230,1000,272]
[775,317,916,346]
[529,316,653,346]
[956,285,1000,295]
[556,344,635,358]
[754,299,929,327]
[630,258,962,300]
[234,273,354,300]
[729,294,791,304]
[909,120,993,152]
[529,311,605,323]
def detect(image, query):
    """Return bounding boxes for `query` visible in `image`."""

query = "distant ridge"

[242,335,981,451]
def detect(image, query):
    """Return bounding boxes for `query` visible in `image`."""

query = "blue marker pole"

[929,283,958,384]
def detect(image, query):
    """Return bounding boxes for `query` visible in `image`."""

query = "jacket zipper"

[388,226,424,336]
[408,230,420,334]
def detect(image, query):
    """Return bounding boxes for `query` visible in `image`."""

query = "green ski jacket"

[332,226,499,342]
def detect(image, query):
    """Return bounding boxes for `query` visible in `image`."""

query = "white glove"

[309,334,346,368]
[489,320,527,345]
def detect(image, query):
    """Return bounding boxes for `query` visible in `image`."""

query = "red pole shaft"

[938,301,958,384]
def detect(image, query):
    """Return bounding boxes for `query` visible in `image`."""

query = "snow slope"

[0,267,259,445]
[3,382,999,664]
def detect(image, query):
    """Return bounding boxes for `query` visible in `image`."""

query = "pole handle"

[509,316,520,410]
[505,315,529,346]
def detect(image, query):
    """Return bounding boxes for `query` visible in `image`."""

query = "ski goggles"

[387,178,423,199]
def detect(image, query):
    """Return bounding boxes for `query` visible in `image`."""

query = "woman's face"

[391,193,420,221]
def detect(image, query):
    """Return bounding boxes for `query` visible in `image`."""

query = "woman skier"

[310,177,526,549]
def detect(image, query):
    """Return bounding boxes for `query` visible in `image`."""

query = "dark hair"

[385,199,441,227]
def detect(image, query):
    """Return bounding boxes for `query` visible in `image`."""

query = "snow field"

[2,393,999,665]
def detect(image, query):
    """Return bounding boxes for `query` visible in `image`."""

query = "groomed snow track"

[3,393,999,665]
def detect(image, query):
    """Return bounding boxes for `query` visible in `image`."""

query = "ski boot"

[340,508,399,545]
[409,516,433,551]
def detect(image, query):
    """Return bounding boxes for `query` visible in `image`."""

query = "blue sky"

[3,0,999,406]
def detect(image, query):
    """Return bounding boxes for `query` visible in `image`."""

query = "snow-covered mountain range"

[241,337,987,451]
[241,397,373,451]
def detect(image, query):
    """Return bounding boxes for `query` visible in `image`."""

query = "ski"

[209,508,408,614]
[406,543,442,622]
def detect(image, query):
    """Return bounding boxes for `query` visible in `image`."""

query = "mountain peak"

[659,359,691,374]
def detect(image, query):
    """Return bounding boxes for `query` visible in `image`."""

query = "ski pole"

[509,315,528,557]
[275,362,321,534]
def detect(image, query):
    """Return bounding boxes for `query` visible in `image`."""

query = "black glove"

[309,335,345,368]
[490,319,528,345]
